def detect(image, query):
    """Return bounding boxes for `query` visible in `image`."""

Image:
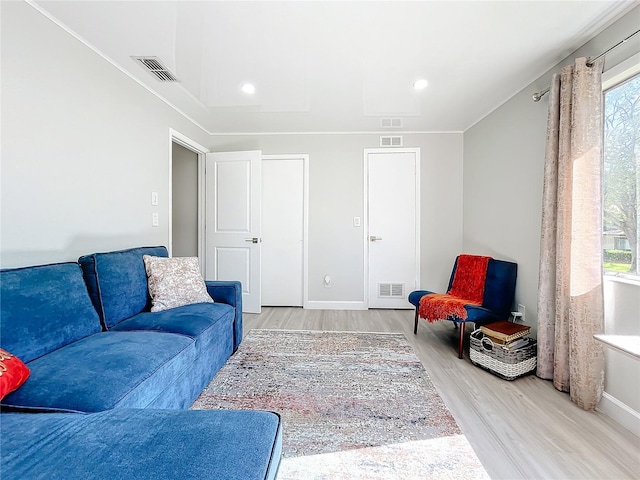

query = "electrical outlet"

[517,304,526,323]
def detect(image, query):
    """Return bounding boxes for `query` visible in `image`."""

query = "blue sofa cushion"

[78,246,168,329]
[1,409,282,480]
[0,263,102,363]
[1,331,195,413]
[110,302,234,348]
[109,303,236,406]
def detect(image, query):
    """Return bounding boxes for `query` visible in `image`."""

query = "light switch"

[151,192,159,206]
[152,213,159,227]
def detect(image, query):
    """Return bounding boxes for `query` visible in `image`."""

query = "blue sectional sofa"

[0,246,282,480]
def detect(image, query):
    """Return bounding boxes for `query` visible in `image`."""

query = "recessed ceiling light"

[413,79,428,90]
[241,83,256,95]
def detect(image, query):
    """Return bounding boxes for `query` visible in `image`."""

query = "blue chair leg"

[457,323,465,359]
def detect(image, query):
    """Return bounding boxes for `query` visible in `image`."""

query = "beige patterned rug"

[192,329,489,479]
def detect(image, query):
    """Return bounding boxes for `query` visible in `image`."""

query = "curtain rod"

[532,28,640,102]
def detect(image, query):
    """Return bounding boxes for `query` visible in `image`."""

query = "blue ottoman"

[1,409,282,480]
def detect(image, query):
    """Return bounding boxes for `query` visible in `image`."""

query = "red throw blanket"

[419,255,491,322]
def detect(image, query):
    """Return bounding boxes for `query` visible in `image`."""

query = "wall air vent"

[380,118,403,128]
[378,283,405,298]
[380,136,403,147]
[132,56,179,82]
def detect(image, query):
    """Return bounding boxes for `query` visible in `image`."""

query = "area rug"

[191,329,489,479]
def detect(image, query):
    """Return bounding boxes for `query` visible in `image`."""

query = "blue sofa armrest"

[205,281,242,351]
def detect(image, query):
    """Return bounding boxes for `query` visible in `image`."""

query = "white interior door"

[261,156,306,306]
[366,148,420,309]
[205,150,262,313]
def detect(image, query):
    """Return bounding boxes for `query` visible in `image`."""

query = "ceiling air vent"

[380,135,403,147]
[132,56,179,82]
[380,118,403,128]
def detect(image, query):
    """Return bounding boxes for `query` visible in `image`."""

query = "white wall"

[208,133,463,304]
[601,277,640,434]
[464,6,640,431]
[463,91,546,327]
[0,1,210,268]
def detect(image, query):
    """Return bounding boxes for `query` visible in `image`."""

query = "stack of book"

[480,321,531,350]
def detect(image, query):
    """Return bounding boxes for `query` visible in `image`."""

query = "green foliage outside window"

[604,249,633,264]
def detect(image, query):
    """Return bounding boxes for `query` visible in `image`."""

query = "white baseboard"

[597,391,640,437]
[304,301,367,310]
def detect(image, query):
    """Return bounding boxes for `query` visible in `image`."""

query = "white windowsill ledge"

[603,274,640,287]
[594,335,640,360]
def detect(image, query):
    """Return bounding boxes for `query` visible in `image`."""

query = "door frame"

[363,147,421,309]
[168,129,209,272]
[262,154,310,308]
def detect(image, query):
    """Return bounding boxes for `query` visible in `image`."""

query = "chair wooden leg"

[415,311,465,359]
[458,322,465,359]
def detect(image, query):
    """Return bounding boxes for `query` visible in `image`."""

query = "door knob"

[245,237,261,243]
[369,236,383,242]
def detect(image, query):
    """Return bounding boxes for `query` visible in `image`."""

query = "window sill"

[603,274,640,287]
[594,334,640,360]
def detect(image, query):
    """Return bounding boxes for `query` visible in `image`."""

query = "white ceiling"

[33,0,638,134]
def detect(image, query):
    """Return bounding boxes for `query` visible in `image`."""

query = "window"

[603,71,640,277]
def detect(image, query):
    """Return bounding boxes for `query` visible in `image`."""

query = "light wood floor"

[244,307,640,480]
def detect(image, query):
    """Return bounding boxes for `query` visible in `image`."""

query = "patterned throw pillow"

[0,349,31,399]
[143,255,213,312]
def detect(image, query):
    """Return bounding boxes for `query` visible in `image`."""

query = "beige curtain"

[537,57,606,411]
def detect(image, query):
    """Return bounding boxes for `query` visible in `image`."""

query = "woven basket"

[470,330,537,381]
